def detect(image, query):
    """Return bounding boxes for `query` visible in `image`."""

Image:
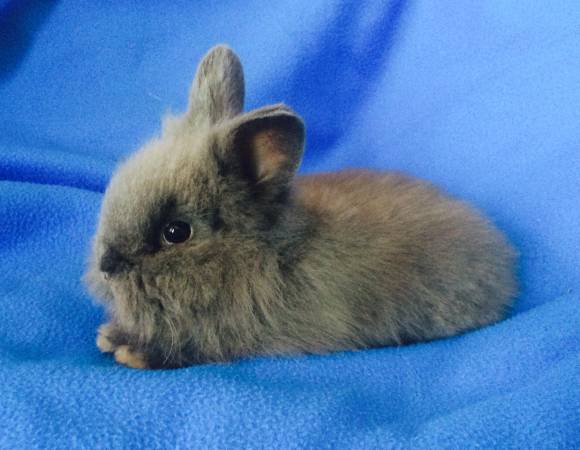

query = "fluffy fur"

[84,45,517,369]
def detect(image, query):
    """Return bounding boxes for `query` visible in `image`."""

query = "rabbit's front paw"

[97,323,149,369]
[114,345,149,369]
[96,323,118,353]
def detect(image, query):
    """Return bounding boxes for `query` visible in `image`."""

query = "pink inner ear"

[252,130,287,182]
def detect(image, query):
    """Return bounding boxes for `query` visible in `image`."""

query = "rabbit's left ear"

[188,45,245,125]
[218,104,305,187]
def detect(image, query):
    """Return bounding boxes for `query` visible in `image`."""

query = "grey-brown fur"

[84,45,517,369]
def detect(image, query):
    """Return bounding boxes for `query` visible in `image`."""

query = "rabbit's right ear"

[187,45,245,125]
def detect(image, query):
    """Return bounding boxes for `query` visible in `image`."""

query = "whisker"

[162,314,178,366]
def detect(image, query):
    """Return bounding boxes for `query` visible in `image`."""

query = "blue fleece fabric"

[1,1,579,448]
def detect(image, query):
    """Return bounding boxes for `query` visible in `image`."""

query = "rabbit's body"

[85,46,516,369]
[293,170,515,346]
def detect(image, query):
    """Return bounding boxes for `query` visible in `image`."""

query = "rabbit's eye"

[162,221,191,244]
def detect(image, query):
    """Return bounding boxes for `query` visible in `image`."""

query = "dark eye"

[162,221,191,244]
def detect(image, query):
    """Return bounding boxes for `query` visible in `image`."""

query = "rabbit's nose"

[100,247,132,275]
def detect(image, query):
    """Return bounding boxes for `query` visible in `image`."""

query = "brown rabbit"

[84,45,517,369]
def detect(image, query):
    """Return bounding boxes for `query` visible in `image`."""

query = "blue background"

[0,1,579,448]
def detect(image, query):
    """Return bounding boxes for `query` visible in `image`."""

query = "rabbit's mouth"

[83,262,115,306]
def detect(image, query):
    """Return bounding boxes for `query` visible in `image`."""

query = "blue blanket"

[1,1,579,448]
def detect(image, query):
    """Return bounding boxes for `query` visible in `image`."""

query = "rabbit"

[84,45,517,369]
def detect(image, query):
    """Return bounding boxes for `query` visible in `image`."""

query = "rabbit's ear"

[188,45,245,125]
[219,104,305,186]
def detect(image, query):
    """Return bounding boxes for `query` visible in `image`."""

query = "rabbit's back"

[292,169,517,346]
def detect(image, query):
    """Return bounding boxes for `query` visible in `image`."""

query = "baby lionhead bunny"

[85,45,517,369]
